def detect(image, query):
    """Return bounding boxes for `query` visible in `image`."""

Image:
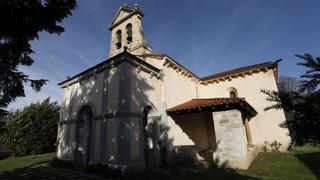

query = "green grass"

[0,145,319,179]
[141,145,320,180]
[239,152,319,179]
[0,152,55,172]
[238,145,320,179]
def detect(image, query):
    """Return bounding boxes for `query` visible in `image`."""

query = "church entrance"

[142,106,161,168]
[74,105,93,166]
[143,106,152,167]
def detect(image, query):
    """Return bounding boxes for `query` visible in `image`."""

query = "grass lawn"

[182,145,320,180]
[0,152,55,172]
[0,145,319,179]
[239,149,320,179]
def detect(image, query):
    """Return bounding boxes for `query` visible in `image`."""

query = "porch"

[166,98,258,169]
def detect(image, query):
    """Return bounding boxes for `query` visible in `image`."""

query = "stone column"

[244,119,254,147]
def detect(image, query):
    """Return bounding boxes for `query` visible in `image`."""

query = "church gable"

[108,4,144,30]
[58,51,161,88]
[109,6,132,29]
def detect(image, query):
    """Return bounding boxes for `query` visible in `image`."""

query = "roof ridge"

[140,52,166,56]
[201,61,277,80]
[191,97,244,100]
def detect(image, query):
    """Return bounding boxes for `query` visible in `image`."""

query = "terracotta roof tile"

[166,98,257,117]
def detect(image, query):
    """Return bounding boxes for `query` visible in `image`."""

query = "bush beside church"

[0,98,59,156]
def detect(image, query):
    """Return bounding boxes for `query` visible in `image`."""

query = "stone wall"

[212,109,251,169]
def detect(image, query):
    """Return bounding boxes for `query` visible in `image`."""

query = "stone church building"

[56,4,290,171]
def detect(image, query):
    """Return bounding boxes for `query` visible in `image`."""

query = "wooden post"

[244,119,254,147]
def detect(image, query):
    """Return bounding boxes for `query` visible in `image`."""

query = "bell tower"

[108,4,152,58]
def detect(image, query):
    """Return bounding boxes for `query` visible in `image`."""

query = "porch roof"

[166,98,257,117]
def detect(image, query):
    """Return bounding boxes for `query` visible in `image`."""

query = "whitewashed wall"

[57,57,163,171]
[161,65,200,148]
[57,68,117,162]
[198,70,291,151]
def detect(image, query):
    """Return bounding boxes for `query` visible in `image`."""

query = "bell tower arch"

[108,4,152,58]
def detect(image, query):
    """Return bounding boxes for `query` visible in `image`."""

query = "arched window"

[116,30,122,49]
[227,87,238,98]
[126,23,132,44]
[230,91,236,98]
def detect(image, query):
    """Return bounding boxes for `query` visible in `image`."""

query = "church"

[56,4,290,171]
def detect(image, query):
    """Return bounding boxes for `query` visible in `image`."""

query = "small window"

[230,91,236,98]
[227,87,238,98]
[116,30,122,49]
[126,23,132,44]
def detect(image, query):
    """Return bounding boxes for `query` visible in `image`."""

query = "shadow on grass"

[0,162,102,180]
[0,166,56,180]
[0,164,258,180]
[128,167,258,180]
[29,160,52,166]
[295,152,320,179]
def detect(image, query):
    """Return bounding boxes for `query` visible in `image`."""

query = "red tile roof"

[166,98,257,117]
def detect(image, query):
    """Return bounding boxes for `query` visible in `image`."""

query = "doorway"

[143,105,152,167]
[74,105,93,166]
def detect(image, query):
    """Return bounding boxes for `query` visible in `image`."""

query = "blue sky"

[8,0,320,110]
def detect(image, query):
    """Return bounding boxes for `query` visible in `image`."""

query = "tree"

[0,0,76,117]
[295,54,320,93]
[262,53,320,146]
[276,75,300,135]
[277,75,300,93]
[0,98,60,156]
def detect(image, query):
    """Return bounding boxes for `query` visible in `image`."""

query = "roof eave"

[200,60,281,83]
[166,98,257,118]
[58,51,160,87]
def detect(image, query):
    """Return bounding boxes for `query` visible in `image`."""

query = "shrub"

[263,140,282,152]
[0,98,60,156]
[263,141,270,152]
[270,140,282,152]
